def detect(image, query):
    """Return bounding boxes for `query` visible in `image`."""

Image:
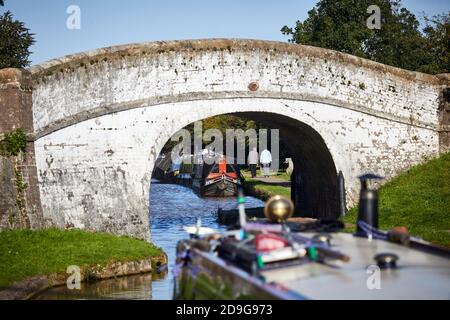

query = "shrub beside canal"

[0,228,163,288]
[344,152,450,247]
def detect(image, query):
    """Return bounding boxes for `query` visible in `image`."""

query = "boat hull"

[193,177,239,197]
[173,240,303,300]
[174,233,450,300]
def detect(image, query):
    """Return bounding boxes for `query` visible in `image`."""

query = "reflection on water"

[34,181,264,300]
[151,181,264,300]
[35,273,155,300]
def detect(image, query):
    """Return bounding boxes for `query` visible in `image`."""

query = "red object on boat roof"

[255,233,289,252]
[206,156,238,179]
[219,155,227,174]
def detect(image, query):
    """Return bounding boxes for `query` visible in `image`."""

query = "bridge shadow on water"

[149,181,264,300]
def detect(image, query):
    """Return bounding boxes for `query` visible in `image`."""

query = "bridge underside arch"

[35,98,350,240]
[229,112,338,218]
[34,96,440,241]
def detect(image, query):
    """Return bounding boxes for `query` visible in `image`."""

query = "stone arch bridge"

[0,39,448,240]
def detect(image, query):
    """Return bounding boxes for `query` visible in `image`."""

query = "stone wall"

[0,69,44,229]
[1,39,448,240]
[437,74,450,154]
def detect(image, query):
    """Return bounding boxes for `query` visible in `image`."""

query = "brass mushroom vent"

[264,195,294,223]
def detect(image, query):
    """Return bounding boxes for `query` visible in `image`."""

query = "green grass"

[244,179,291,198]
[343,152,450,247]
[241,169,291,198]
[0,228,163,288]
[241,169,291,181]
[273,171,291,181]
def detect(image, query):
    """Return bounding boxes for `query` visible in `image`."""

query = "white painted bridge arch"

[30,39,443,240]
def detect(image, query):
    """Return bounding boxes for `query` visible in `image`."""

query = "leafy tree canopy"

[0,0,35,68]
[281,0,449,74]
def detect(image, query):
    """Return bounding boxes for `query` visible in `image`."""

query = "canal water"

[34,181,264,300]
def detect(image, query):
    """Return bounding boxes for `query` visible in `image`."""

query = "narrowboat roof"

[258,232,450,299]
[179,230,450,299]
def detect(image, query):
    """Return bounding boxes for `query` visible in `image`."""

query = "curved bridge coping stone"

[29,39,445,138]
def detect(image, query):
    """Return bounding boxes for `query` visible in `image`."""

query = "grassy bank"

[244,180,291,198]
[241,169,291,199]
[0,229,163,288]
[343,152,450,247]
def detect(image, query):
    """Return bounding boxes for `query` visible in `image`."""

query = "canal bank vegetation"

[241,169,291,199]
[343,152,450,247]
[244,180,291,199]
[0,228,164,288]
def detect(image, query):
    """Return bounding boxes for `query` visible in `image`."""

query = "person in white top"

[259,149,272,178]
[247,147,259,178]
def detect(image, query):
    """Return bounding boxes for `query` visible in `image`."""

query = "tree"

[281,0,373,57]
[281,0,449,74]
[420,14,450,74]
[0,1,35,68]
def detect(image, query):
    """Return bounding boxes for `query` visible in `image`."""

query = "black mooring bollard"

[356,173,383,237]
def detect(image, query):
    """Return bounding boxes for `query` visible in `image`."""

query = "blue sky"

[1,0,449,65]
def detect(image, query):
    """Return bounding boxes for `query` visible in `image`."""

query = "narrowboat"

[153,153,195,185]
[175,160,195,187]
[192,154,243,197]
[173,176,450,300]
[152,153,178,183]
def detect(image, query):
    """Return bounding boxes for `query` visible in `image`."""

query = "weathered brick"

[0,68,43,229]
